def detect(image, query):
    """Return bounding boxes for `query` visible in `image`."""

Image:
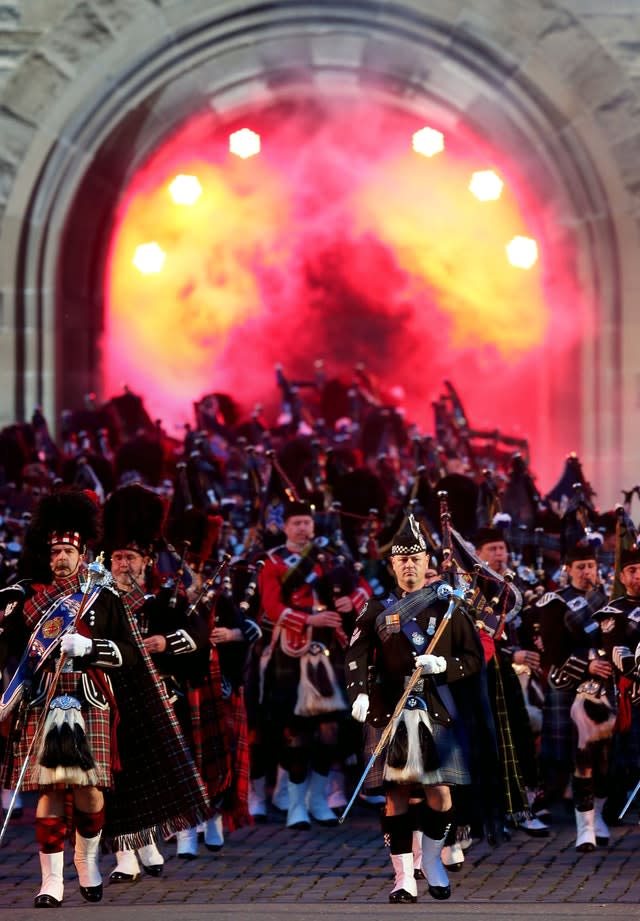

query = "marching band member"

[346,515,483,903]
[102,485,219,866]
[591,545,640,838]
[530,543,611,851]
[257,500,371,830]
[0,489,209,907]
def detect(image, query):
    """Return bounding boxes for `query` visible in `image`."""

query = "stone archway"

[1,1,638,502]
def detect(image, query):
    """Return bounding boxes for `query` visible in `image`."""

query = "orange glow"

[229,128,261,159]
[412,127,445,158]
[352,150,546,355]
[106,154,290,424]
[506,235,539,269]
[104,98,582,489]
[469,169,503,201]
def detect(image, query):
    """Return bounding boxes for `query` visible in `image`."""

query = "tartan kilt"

[5,672,113,791]
[540,685,576,767]
[187,669,233,805]
[362,706,471,795]
[220,688,251,832]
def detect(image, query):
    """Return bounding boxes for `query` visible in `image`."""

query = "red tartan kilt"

[9,672,113,791]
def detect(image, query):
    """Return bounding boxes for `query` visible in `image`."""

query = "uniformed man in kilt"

[529,543,611,850]
[102,485,226,866]
[0,488,210,907]
[0,489,140,907]
[591,545,640,835]
[346,515,484,903]
[257,499,371,830]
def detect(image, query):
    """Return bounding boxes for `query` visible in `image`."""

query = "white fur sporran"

[294,642,347,718]
[36,694,98,786]
[383,697,440,784]
[570,679,616,751]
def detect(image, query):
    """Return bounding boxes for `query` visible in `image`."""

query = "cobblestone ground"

[1,796,640,909]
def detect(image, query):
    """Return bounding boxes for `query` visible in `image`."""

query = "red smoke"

[105,95,584,490]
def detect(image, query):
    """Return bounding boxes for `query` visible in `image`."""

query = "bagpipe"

[437,490,522,636]
[432,380,530,476]
[279,536,361,630]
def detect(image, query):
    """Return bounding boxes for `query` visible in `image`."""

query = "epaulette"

[535,591,563,608]
[266,545,287,564]
[597,602,625,615]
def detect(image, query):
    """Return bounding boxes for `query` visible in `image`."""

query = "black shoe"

[79,884,103,903]
[311,816,339,828]
[576,842,595,853]
[413,868,425,880]
[141,862,164,876]
[519,817,550,838]
[177,852,197,861]
[34,894,61,908]
[109,870,140,883]
[389,888,417,904]
[427,884,451,900]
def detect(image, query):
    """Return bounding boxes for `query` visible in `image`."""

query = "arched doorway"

[7,1,621,494]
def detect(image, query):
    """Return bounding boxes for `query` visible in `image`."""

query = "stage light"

[133,242,166,274]
[469,169,503,201]
[168,174,202,205]
[506,235,538,269]
[412,127,445,158]
[229,128,261,159]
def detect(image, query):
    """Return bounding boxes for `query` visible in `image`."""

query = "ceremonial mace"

[338,583,466,824]
[0,554,108,845]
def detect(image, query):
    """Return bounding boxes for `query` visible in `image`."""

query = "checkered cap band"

[390,540,427,555]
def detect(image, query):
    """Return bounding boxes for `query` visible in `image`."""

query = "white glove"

[61,633,94,658]
[612,645,633,672]
[415,654,447,675]
[351,693,370,723]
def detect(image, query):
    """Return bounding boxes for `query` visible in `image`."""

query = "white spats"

[389,853,417,903]
[176,827,199,859]
[204,814,224,850]
[271,766,289,812]
[306,772,338,826]
[74,831,103,901]
[37,850,64,905]
[422,835,451,899]
[593,797,609,846]
[286,779,311,830]
[575,809,596,852]
[248,777,268,822]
